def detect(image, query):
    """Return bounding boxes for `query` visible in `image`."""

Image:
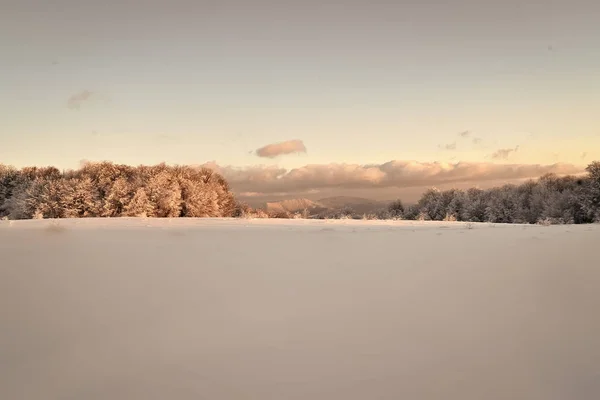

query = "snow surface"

[1,218,599,400]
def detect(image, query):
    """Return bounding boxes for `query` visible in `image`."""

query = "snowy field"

[1,218,599,400]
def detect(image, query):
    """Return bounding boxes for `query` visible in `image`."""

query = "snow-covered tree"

[2,181,34,220]
[0,165,21,218]
[146,170,182,217]
[62,177,101,218]
[484,185,519,223]
[124,187,154,217]
[26,178,68,219]
[459,188,486,222]
[415,188,443,221]
[102,177,132,217]
[387,199,404,219]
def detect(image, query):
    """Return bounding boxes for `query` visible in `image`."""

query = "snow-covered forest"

[0,162,236,219]
[1,161,599,224]
[322,161,600,224]
[374,161,600,225]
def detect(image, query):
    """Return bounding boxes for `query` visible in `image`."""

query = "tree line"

[1,161,599,224]
[0,162,236,219]
[328,161,600,224]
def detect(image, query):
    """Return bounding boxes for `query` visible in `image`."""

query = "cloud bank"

[204,160,584,197]
[255,140,307,158]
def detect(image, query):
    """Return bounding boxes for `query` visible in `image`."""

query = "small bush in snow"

[443,213,457,222]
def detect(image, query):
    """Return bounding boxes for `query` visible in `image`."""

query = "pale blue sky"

[1,0,599,171]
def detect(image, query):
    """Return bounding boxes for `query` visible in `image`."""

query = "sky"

[1,0,599,201]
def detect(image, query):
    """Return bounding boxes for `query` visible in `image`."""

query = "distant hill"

[317,196,387,214]
[265,198,326,214]
[260,196,388,217]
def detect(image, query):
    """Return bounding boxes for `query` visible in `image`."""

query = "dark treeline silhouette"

[1,161,599,224]
[0,162,236,219]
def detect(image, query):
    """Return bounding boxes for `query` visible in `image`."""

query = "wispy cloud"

[581,152,588,160]
[255,139,307,158]
[472,137,483,145]
[439,142,457,151]
[458,130,471,138]
[490,145,519,160]
[67,90,94,110]
[203,160,582,197]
